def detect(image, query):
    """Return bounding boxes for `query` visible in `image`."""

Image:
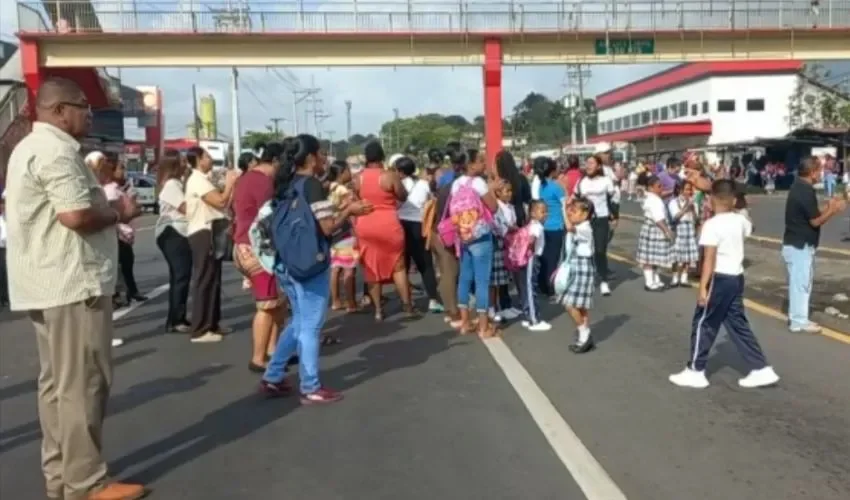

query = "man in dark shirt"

[781,156,846,333]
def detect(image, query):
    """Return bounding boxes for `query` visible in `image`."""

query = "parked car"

[126,172,158,213]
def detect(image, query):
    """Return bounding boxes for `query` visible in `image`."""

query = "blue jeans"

[263,267,330,393]
[824,173,836,197]
[457,235,493,313]
[781,244,816,330]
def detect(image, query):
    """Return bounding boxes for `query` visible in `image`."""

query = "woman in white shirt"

[155,152,192,333]
[575,155,617,296]
[395,156,441,312]
[185,146,238,343]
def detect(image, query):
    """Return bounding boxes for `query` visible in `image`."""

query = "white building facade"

[591,61,848,155]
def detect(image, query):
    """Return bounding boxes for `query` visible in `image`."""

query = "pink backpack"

[437,178,492,249]
[503,226,532,271]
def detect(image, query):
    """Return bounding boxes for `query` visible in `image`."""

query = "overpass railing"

[17,1,850,35]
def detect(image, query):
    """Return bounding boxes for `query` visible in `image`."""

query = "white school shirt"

[576,174,615,218]
[528,219,545,256]
[573,220,594,258]
[398,177,431,222]
[667,196,696,223]
[698,212,752,276]
[493,200,517,237]
[642,192,667,223]
[450,175,488,197]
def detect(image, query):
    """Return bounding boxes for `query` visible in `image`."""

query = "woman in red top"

[354,141,418,321]
[559,155,583,198]
[232,145,284,372]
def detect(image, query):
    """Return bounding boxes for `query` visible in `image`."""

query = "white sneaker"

[501,308,521,320]
[488,308,503,323]
[669,367,710,389]
[190,331,224,343]
[599,282,611,296]
[111,338,125,348]
[525,321,552,332]
[738,366,780,388]
[789,323,821,334]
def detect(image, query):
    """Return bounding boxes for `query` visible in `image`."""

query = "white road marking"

[136,225,155,232]
[112,283,170,321]
[483,337,628,500]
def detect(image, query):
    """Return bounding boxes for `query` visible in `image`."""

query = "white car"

[127,173,158,213]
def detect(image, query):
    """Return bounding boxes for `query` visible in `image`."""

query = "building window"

[623,116,631,128]
[691,104,698,116]
[631,113,639,127]
[678,101,688,117]
[641,111,650,125]
[614,117,622,131]
[717,99,736,112]
[669,104,678,119]
[660,106,669,120]
[651,109,659,122]
[702,101,708,113]
[746,99,765,111]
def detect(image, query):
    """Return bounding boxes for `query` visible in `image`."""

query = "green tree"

[788,63,850,130]
[241,128,282,150]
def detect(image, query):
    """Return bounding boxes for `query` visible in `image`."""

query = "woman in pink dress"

[354,142,417,320]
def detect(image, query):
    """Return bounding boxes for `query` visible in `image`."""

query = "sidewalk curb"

[605,251,850,345]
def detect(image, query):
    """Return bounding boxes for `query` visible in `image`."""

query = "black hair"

[427,148,444,165]
[495,150,522,201]
[567,155,580,170]
[326,159,349,183]
[364,140,385,164]
[570,196,596,220]
[258,142,285,164]
[396,156,417,178]
[273,134,321,198]
[666,156,682,169]
[186,146,205,168]
[533,156,557,186]
[237,152,256,172]
[645,174,662,188]
[711,179,738,200]
[529,200,547,213]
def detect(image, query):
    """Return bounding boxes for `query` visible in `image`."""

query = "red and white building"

[591,60,846,156]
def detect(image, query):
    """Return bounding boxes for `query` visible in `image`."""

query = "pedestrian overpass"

[15,0,850,162]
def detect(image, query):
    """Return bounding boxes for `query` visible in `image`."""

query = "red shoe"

[259,379,292,398]
[300,387,343,405]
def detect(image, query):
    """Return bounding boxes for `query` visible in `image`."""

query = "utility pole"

[325,130,335,157]
[565,64,592,145]
[292,75,320,135]
[191,84,201,141]
[269,117,287,137]
[344,100,352,141]
[231,67,241,159]
[392,107,400,152]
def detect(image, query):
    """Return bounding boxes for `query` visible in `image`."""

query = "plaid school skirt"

[636,220,673,268]
[491,236,511,286]
[673,220,699,264]
[562,256,595,309]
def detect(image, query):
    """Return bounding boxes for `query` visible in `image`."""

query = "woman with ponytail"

[260,134,373,404]
[533,156,566,297]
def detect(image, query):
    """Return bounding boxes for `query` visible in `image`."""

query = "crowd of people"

[0,76,847,499]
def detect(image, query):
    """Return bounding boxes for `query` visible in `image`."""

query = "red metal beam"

[596,61,804,110]
[590,121,712,143]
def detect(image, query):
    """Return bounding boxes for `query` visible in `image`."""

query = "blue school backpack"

[268,176,330,280]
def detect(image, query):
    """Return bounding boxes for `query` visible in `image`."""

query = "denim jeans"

[264,267,330,393]
[824,173,836,198]
[457,235,494,312]
[781,244,816,330]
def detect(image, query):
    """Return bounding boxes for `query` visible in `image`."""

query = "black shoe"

[569,338,596,354]
[248,362,266,373]
[128,294,148,302]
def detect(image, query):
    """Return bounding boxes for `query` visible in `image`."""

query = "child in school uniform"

[490,181,516,323]
[668,181,699,287]
[327,161,360,312]
[518,200,551,331]
[562,198,597,353]
[636,175,675,291]
[669,180,780,389]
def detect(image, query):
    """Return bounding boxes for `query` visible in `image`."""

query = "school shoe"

[668,367,710,389]
[738,366,780,388]
[488,308,503,323]
[599,282,611,296]
[644,283,665,292]
[569,338,595,354]
[301,387,344,405]
[111,338,125,348]
[522,320,552,331]
[190,331,223,343]
[86,482,147,499]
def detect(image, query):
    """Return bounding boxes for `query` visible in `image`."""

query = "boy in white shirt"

[519,201,550,331]
[669,180,780,390]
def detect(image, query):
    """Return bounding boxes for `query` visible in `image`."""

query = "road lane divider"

[483,337,629,500]
[113,283,169,321]
[617,214,850,257]
[605,251,850,345]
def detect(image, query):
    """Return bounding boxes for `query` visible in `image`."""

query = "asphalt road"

[1,215,849,500]
[619,192,850,247]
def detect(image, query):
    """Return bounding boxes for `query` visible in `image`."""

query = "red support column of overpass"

[483,39,503,167]
[19,39,45,117]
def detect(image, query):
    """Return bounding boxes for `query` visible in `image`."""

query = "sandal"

[403,305,421,319]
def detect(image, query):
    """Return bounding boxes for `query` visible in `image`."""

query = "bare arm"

[201,182,235,210]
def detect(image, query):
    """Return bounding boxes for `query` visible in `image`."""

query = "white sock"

[643,269,654,287]
[671,271,680,285]
[680,270,689,285]
[577,325,591,343]
[652,270,663,286]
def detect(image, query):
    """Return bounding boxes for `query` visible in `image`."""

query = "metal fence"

[17,1,850,35]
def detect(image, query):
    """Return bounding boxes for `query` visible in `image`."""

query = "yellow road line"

[606,251,850,345]
[617,214,850,257]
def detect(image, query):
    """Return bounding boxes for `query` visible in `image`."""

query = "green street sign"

[594,39,655,55]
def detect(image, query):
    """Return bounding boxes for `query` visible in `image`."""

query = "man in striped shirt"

[4,77,145,500]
